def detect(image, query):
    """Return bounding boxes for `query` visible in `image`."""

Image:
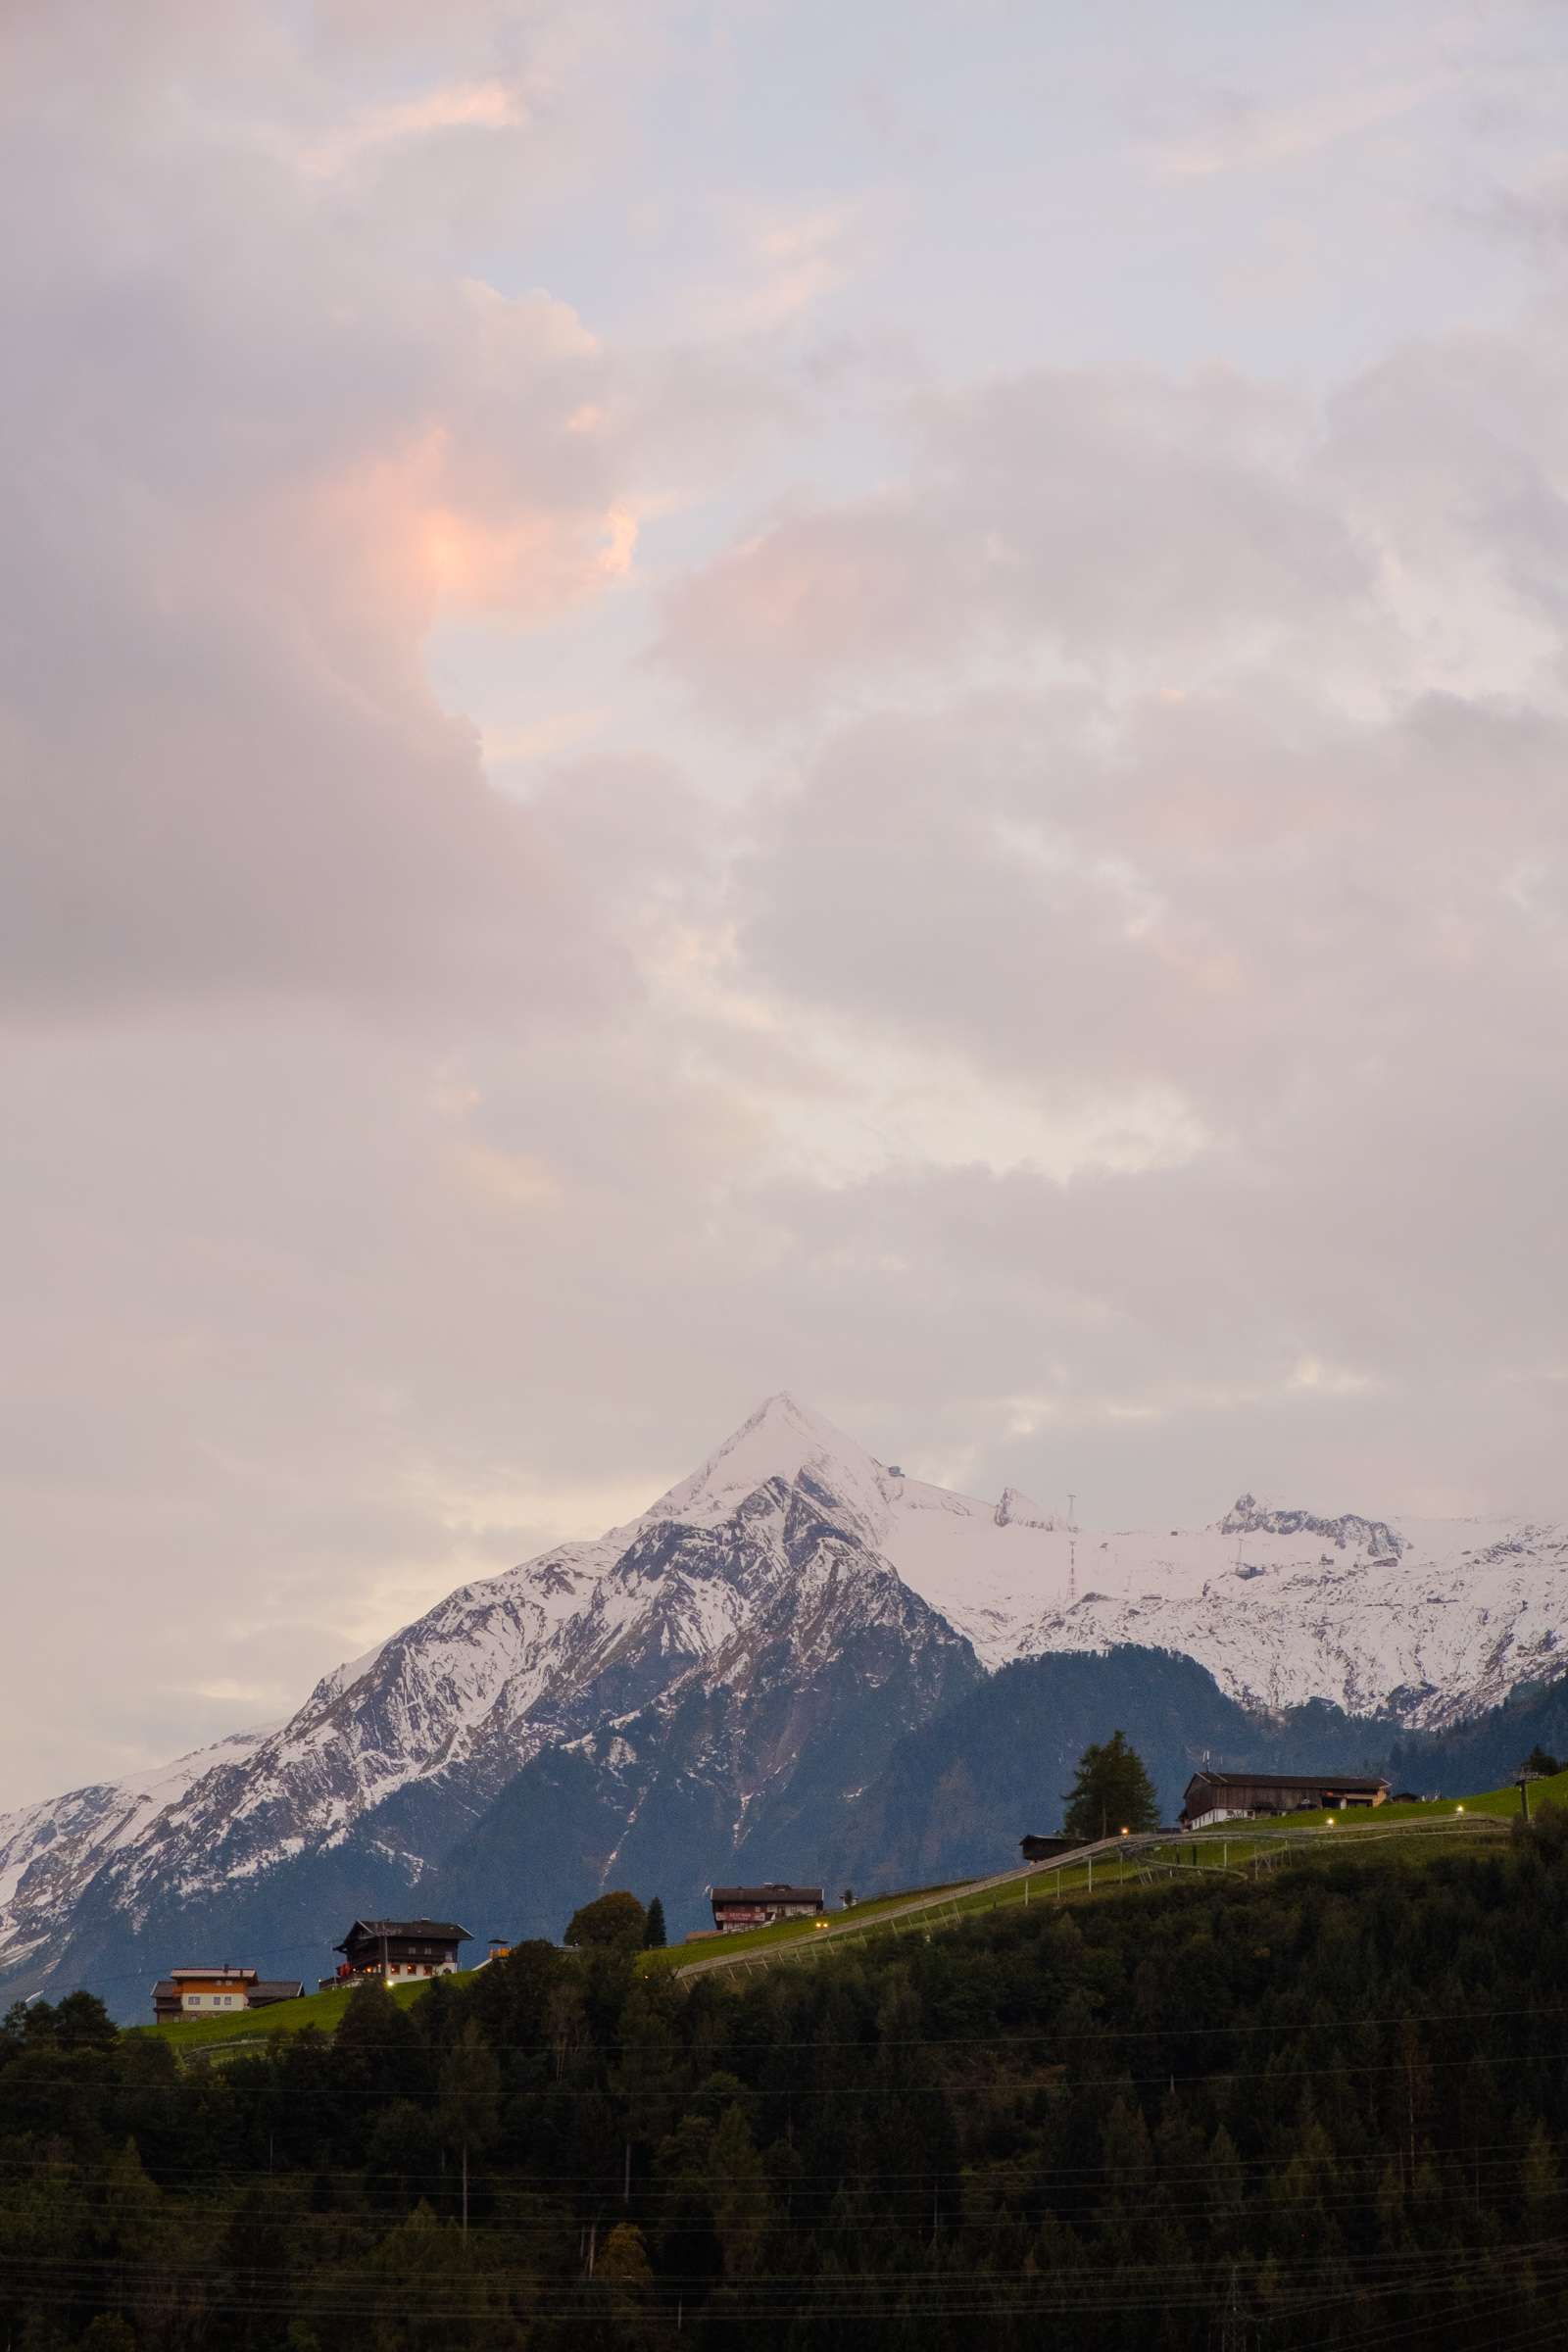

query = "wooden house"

[328,1917,471,1984]
[1180,1770,1389,1828]
[1018,1835,1080,1863]
[710,1884,824,1934]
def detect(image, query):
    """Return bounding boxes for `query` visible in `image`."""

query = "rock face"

[1218,1493,1405,1562]
[994,1487,1057,1531]
[5,1392,1568,2014]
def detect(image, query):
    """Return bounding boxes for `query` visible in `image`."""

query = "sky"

[5,0,1568,1806]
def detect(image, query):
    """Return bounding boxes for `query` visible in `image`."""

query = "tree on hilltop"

[565,1890,648,1952]
[642,1896,667,1949]
[1062,1731,1159,1839]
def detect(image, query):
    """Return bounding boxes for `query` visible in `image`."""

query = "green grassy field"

[637,1881,975,1973]
[1195,1767,1566,1834]
[661,1785,1545,1973]
[139,1970,480,2051]
[141,1768,1559,2037]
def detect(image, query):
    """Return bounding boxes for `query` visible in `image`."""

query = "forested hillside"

[9,1820,1568,2348]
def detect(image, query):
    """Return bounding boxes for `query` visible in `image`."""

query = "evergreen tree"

[1524,1744,1562,1777]
[642,1895,666,1948]
[1061,1729,1160,1838]
[436,2019,501,2237]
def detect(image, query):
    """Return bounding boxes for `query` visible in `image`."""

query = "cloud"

[0,26,666,1021]
[656,368,1369,721]
[1141,76,1446,182]
[6,0,1568,1815]
[291,77,535,178]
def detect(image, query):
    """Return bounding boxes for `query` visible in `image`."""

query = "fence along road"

[666,1813,1512,1984]
[668,1834,1164,1983]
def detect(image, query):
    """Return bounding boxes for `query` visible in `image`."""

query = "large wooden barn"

[1181,1770,1389,1828]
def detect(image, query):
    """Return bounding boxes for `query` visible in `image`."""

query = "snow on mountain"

[5,1391,1568,2001]
[665,1400,1568,1731]
[0,1724,275,1975]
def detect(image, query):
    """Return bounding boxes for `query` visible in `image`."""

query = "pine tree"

[1061,1730,1159,1838]
[642,1895,666,1949]
[436,2020,501,2236]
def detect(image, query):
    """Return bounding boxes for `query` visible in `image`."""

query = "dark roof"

[335,1918,471,1952]
[710,1885,823,1905]
[1185,1771,1389,1794]
[248,1981,305,2002]
[152,1980,177,1999]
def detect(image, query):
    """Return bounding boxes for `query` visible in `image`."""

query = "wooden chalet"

[1018,1835,1079,1863]
[1181,1770,1389,1829]
[710,1884,824,1934]
[328,1918,471,1985]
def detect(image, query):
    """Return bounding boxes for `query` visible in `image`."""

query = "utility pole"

[1218,2261,1250,2352]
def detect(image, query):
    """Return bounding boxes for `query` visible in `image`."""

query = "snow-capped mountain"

[4,1393,1567,2011]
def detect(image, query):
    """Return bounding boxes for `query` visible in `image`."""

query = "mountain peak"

[646,1394,892,1545]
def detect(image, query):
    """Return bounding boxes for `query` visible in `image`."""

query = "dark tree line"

[8,1817,1568,2347]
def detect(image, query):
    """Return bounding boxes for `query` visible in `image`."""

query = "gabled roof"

[249,1981,305,2001]
[335,1918,471,1951]
[167,1965,257,1982]
[1184,1770,1389,1794]
[710,1885,823,1905]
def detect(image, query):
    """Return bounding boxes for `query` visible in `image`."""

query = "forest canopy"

[7,1817,1568,2347]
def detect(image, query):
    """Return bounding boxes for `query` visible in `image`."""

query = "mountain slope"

[827,1649,1393,1891]
[5,1392,1567,2015]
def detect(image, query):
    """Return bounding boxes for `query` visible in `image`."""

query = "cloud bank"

[3,0,1568,1802]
